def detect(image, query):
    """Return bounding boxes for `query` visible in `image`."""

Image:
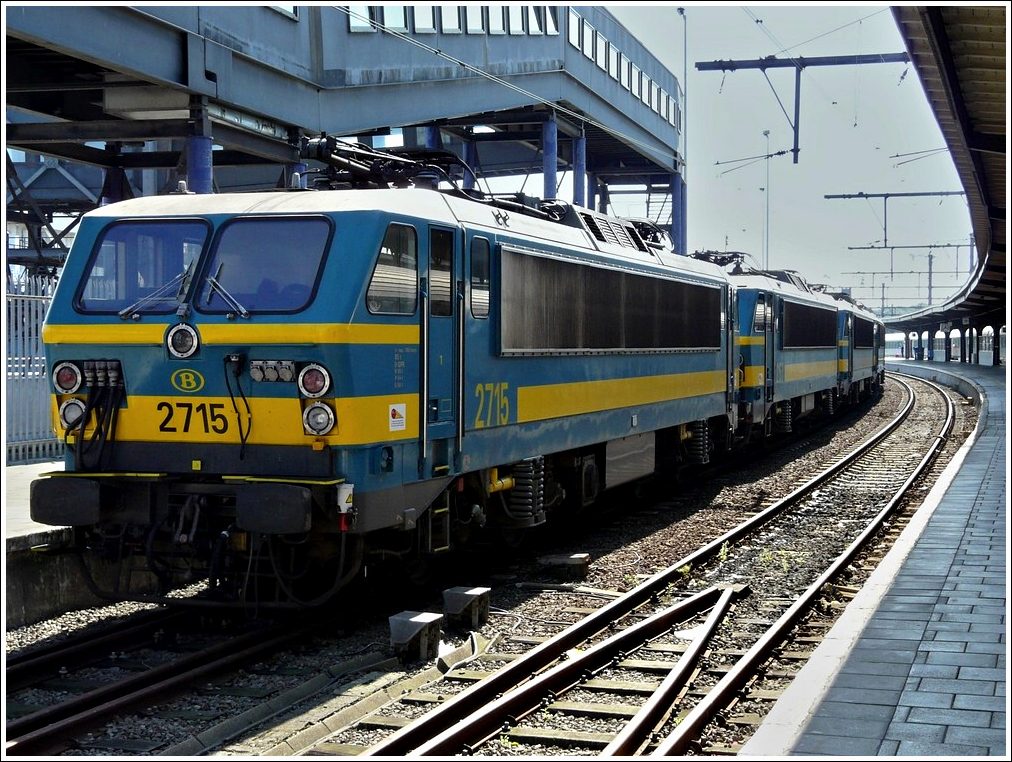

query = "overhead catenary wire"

[742,6,892,109]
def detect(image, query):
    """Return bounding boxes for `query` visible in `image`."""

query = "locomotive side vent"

[579,212,650,253]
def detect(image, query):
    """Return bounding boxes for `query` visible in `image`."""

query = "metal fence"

[6,274,63,464]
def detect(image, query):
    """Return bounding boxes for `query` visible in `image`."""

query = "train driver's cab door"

[758,292,775,403]
[419,226,461,478]
[842,313,854,387]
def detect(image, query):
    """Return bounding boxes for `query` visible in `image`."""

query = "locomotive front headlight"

[303,402,335,435]
[53,361,83,393]
[167,323,199,359]
[59,398,87,429]
[298,363,331,398]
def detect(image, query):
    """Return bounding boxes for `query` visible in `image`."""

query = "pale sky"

[607,3,973,315]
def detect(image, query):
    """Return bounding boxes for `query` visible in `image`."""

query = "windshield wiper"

[204,263,250,319]
[119,268,190,320]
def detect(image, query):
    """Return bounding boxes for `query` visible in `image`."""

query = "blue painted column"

[187,97,213,194]
[543,116,558,200]
[587,174,597,212]
[573,134,586,207]
[187,135,213,194]
[425,126,441,150]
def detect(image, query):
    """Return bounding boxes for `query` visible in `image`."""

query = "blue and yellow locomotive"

[834,293,886,405]
[729,265,884,440]
[31,139,746,608]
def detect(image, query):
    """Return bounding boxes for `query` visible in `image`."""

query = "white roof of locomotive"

[729,269,843,311]
[85,187,731,285]
[84,186,462,221]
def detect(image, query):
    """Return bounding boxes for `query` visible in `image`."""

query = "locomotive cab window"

[367,223,418,314]
[429,228,454,317]
[752,294,768,334]
[470,237,490,319]
[198,217,330,314]
[76,220,209,314]
[195,215,325,313]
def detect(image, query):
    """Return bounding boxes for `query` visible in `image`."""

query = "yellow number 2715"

[474,382,510,428]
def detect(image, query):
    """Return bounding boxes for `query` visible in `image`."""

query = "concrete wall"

[6,529,159,630]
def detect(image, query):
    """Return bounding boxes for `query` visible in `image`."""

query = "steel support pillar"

[573,134,586,208]
[186,135,213,194]
[100,166,134,205]
[543,116,557,201]
[187,97,214,194]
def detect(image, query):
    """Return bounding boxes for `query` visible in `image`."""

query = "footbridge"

[6,5,687,271]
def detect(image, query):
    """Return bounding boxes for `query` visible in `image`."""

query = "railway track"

[290,374,955,756]
[5,612,331,756]
[5,374,968,756]
[5,607,189,694]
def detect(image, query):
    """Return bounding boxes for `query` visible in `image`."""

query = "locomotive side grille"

[579,212,650,253]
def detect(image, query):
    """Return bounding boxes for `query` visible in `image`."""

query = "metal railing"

[6,276,63,464]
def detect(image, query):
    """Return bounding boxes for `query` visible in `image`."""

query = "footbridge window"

[567,8,679,134]
[347,6,376,32]
[414,6,436,33]
[441,6,462,33]
[488,6,506,35]
[383,6,407,31]
[528,7,557,36]
[347,5,557,37]
[466,6,485,33]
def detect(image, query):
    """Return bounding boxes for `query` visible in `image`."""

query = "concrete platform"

[742,359,1006,756]
[5,460,67,551]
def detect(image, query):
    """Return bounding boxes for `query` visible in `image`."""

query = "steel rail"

[6,621,314,755]
[601,586,736,756]
[412,585,740,755]
[5,609,188,690]
[650,376,954,756]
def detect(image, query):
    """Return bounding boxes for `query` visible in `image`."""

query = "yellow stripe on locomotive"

[51,392,421,446]
[44,322,420,346]
[517,369,727,423]
[783,359,837,382]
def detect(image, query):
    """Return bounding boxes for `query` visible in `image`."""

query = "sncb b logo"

[171,369,205,393]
